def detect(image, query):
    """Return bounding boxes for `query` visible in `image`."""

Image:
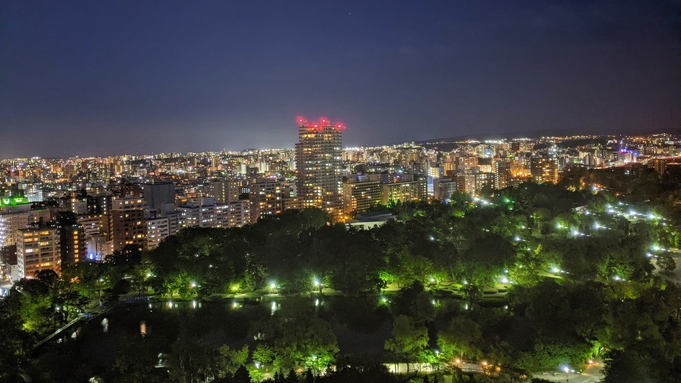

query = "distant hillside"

[417,126,675,145]
[418,129,610,144]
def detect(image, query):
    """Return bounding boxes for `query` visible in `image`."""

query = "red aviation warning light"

[296,116,346,130]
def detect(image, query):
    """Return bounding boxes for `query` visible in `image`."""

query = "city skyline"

[2,1,680,158]
[4,2,681,381]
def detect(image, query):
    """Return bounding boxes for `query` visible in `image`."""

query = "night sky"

[1,1,680,158]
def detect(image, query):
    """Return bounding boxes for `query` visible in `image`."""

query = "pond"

[39,294,489,375]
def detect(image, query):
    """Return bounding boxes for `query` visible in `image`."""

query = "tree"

[167,335,219,383]
[286,369,298,383]
[393,282,436,325]
[656,255,676,274]
[110,336,166,383]
[216,345,249,377]
[602,349,654,383]
[460,234,515,286]
[384,315,429,368]
[437,316,483,361]
[251,301,339,373]
[231,365,251,383]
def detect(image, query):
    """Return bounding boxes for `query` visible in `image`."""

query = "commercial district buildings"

[0,120,678,283]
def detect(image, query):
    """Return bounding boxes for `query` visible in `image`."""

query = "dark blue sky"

[1,1,680,158]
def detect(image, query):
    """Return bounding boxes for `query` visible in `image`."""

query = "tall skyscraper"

[295,117,344,218]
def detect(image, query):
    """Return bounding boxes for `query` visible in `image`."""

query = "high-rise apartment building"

[0,201,51,248]
[248,178,286,222]
[433,178,457,201]
[58,213,86,265]
[295,118,344,218]
[177,199,216,229]
[0,211,31,249]
[456,172,477,195]
[210,179,242,204]
[216,200,251,228]
[531,157,559,184]
[343,177,382,214]
[381,178,427,205]
[111,196,145,251]
[16,227,61,279]
[494,160,512,190]
[475,172,495,193]
[146,217,170,250]
[457,156,478,170]
[143,181,175,211]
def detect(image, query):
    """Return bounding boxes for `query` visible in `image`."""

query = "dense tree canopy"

[4,175,681,381]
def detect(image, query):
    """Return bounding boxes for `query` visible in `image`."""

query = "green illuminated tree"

[384,315,429,368]
[437,316,483,361]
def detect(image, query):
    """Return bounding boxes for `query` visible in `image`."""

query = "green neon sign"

[0,196,29,207]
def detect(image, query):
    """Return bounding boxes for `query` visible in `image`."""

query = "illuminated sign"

[0,196,29,207]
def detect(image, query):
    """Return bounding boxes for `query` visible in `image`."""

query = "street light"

[563,366,570,382]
